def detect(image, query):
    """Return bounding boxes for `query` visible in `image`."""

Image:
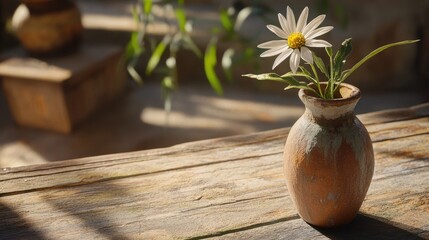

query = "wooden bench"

[0,103,428,239]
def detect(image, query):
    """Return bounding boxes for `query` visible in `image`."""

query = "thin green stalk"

[329,53,334,98]
[340,40,420,84]
[323,52,334,98]
[310,63,324,98]
[333,39,419,94]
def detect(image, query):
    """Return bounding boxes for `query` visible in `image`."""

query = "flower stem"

[327,52,334,99]
[310,63,324,98]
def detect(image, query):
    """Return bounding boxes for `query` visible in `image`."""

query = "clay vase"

[284,83,374,228]
[11,0,83,55]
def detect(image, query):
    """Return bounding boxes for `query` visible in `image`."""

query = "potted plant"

[244,6,418,227]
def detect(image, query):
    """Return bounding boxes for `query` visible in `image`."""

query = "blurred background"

[0,0,428,168]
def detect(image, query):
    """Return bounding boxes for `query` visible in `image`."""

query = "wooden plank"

[210,214,427,239]
[0,132,428,239]
[358,102,429,125]
[1,112,429,195]
[0,104,428,239]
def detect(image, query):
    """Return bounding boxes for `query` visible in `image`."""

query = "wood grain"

[0,45,126,133]
[1,104,428,239]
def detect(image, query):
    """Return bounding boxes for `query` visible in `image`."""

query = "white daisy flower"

[258,6,333,73]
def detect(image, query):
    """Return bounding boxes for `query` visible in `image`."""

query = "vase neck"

[299,83,361,121]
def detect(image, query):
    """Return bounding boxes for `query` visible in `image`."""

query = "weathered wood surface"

[1,103,428,239]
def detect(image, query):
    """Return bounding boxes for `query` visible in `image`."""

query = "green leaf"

[142,0,152,15]
[204,38,223,95]
[243,73,305,86]
[282,72,318,84]
[313,52,329,78]
[341,39,420,82]
[325,47,333,58]
[221,48,235,82]
[299,66,312,79]
[284,84,321,97]
[170,33,182,53]
[131,5,140,23]
[243,73,320,95]
[333,38,352,80]
[146,35,171,75]
[175,8,187,33]
[243,73,284,82]
[125,32,143,60]
[127,65,143,85]
[219,9,233,33]
[181,34,202,58]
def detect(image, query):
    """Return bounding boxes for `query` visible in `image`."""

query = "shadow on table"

[0,202,46,239]
[313,213,424,240]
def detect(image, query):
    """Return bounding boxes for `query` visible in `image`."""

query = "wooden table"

[1,103,429,239]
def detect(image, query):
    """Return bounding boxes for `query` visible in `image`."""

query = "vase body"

[11,0,83,55]
[284,83,374,228]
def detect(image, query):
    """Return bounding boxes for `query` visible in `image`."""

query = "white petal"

[267,25,288,39]
[272,48,293,69]
[258,40,287,49]
[260,45,289,57]
[286,6,296,32]
[296,7,309,33]
[290,49,301,73]
[278,14,291,36]
[305,26,333,39]
[300,47,313,64]
[306,39,332,48]
[302,15,325,36]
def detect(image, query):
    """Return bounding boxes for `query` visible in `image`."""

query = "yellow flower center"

[287,32,306,49]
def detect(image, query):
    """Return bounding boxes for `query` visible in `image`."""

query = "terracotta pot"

[284,83,374,228]
[11,0,83,55]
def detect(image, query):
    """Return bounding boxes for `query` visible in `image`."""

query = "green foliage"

[219,10,234,35]
[146,35,171,75]
[243,73,318,95]
[125,0,272,115]
[333,38,352,80]
[313,52,328,78]
[203,4,272,95]
[338,39,419,84]
[244,39,419,99]
[175,8,187,33]
[204,38,223,95]
[143,0,152,15]
[126,0,202,108]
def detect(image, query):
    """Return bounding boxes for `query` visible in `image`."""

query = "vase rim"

[299,83,361,120]
[299,82,361,105]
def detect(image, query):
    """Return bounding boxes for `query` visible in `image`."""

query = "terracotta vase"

[284,83,374,228]
[11,0,83,55]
